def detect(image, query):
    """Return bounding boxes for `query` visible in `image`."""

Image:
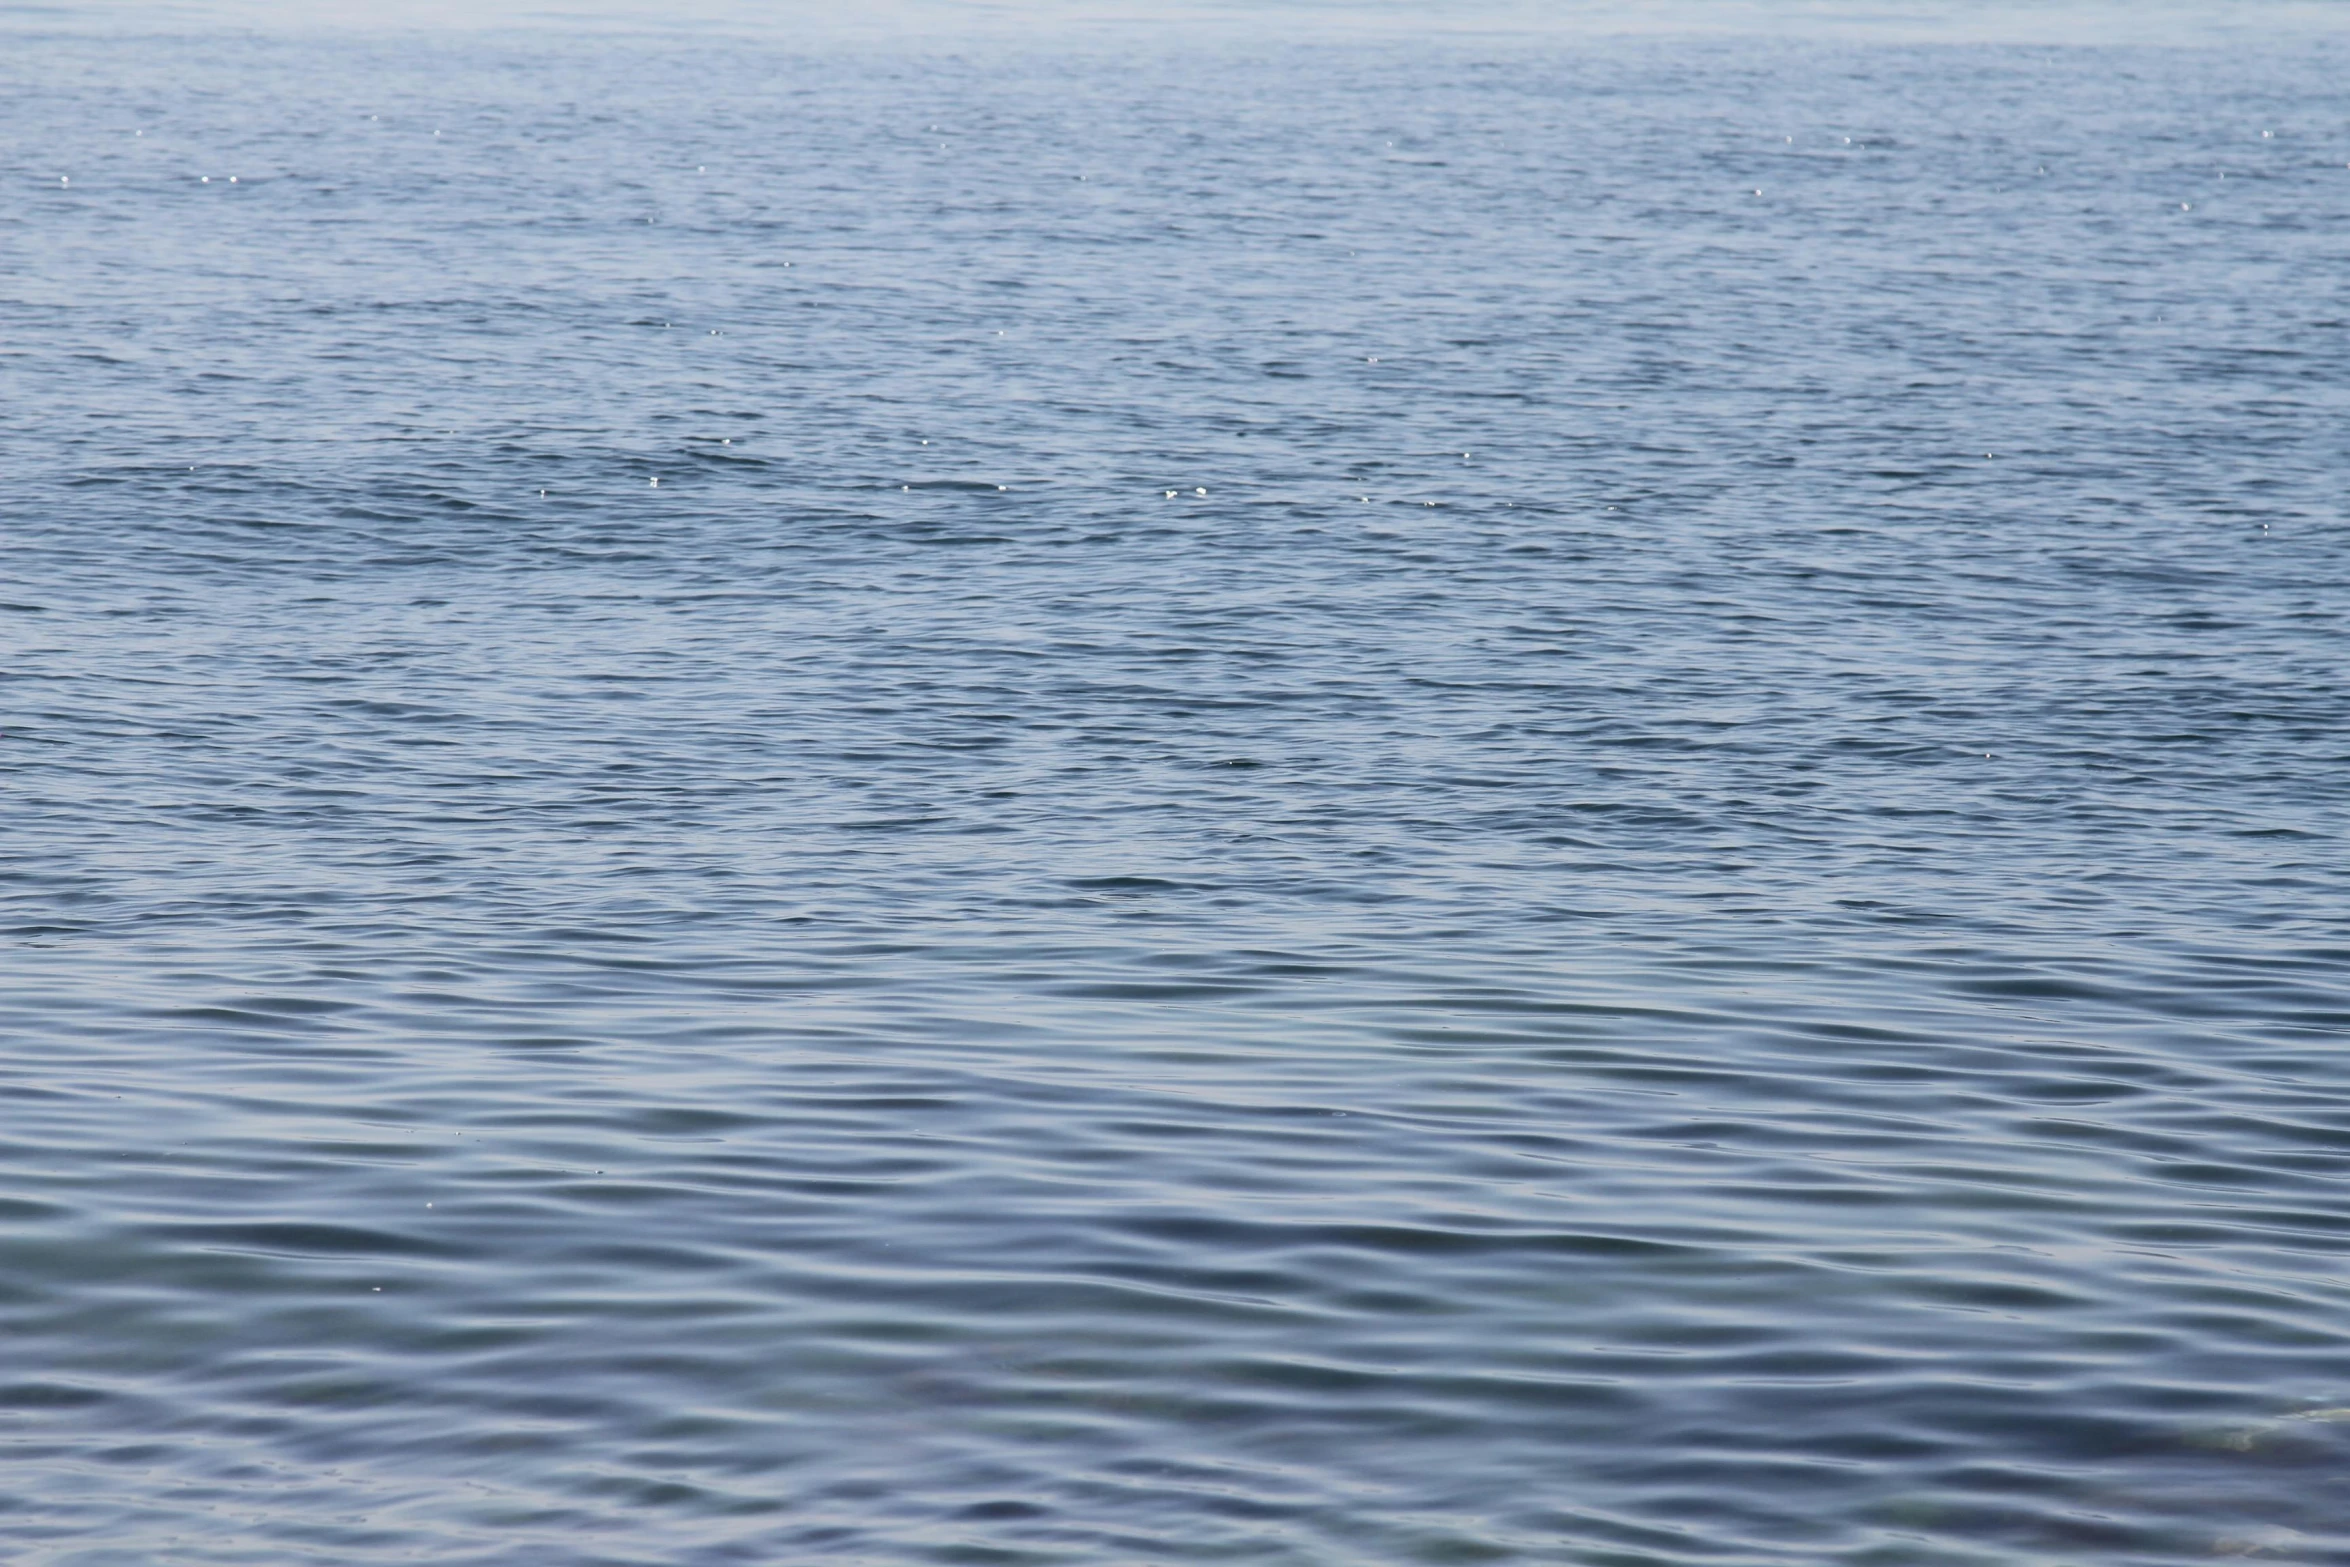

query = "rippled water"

[6,10,2350,1564]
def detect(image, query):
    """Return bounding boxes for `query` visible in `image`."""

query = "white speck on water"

[1195,487,1207,496]
[649,477,659,487]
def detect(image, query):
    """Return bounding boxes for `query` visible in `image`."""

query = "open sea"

[4,3,2348,1562]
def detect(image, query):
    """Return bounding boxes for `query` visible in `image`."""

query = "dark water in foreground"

[5,15,2350,1564]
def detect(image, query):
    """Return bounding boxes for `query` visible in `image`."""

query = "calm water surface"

[4,12,2349,1564]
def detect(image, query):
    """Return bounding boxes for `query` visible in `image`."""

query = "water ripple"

[4,15,2349,1567]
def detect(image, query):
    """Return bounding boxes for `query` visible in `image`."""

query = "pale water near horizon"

[4,11,2349,1564]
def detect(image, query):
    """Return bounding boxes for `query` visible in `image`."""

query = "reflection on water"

[3,11,2347,1565]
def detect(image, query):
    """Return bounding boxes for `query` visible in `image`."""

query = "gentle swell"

[2,18,2348,1567]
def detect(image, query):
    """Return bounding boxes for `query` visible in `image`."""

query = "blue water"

[5,9,2350,1564]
